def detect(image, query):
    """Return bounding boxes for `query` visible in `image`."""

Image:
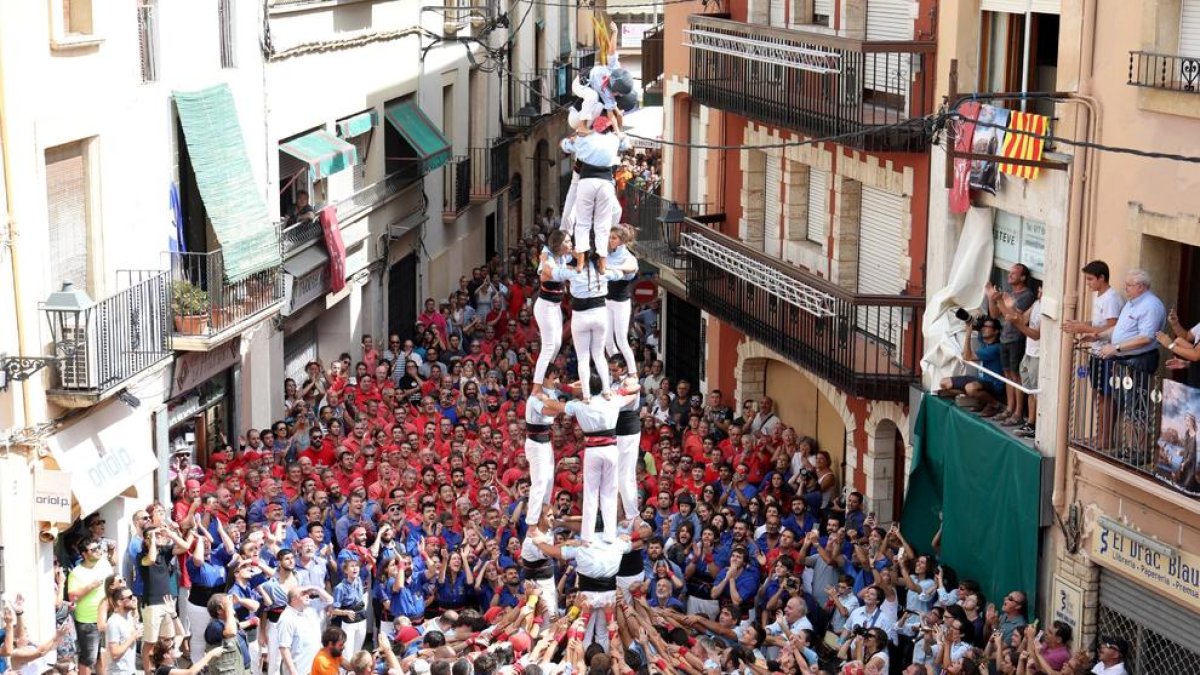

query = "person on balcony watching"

[1001,285,1042,439]
[938,317,1004,416]
[1096,268,1165,373]
[986,263,1036,427]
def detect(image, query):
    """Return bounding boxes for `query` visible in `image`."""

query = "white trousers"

[615,432,641,521]
[533,297,563,384]
[184,600,211,665]
[533,576,559,621]
[616,573,644,604]
[342,619,367,657]
[581,591,617,650]
[605,298,637,374]
[562,172,622,236]
[573,178,618,256]
[525,438,555,525]
[266,620,281,675]
[571,306,610,398]
[581,444,619,543]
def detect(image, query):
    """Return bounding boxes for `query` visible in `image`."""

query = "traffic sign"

[632,280,657,304]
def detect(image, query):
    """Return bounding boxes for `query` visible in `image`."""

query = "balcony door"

[1183,0,1200,57]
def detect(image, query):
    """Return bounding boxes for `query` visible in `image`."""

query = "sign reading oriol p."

[34,469,73,523]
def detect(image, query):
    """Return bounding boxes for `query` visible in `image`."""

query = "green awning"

[280,130,359,181]
[337,110,378,138]
[383,100,451,173]
[174,84,281,282]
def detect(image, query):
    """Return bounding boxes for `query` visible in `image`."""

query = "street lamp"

[0,282,94,392]
[657,202,686,255]
[41,281,96,390]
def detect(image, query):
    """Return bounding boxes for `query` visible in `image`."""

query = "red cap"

[243,451,262,462]
[397,626,421,644]
[185,479,201,490]
[484,606,505,624]
[349,476,365,489]
[210,452,230,464]
[593,115,612,133]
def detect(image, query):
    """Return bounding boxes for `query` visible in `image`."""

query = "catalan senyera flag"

[998,111,1050,180]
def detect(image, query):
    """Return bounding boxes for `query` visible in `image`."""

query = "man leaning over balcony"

[1096,268,1165,378]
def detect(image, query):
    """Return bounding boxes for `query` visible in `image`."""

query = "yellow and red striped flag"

[999,111,1049,180]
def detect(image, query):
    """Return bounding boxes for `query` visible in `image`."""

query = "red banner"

[320,206,347,294]
[949,101,980,215]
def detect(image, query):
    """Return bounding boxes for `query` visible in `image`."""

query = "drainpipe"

[1052,0,1100,510]
[0,27,35,431]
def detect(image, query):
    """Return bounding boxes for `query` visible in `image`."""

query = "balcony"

[469,138,511,201]
[41,272,173,407]
[686,15,935,153]
[1128,50,1200,94]
[622,186,922,402]
[443,155,471,222]
[1066,345,1199,499]
[504,74,551,132]
[621,184,720,270]
[282,217,322,256]
[168,247,284,351]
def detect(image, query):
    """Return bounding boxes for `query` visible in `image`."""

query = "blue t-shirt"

[976,340,1003,387]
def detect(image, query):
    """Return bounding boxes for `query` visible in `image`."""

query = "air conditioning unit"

[57,326,98,390]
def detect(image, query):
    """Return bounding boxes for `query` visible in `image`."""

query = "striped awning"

[383,100,452,173]
[337,110,378,138]
[280,130,359,181]
[174,84,281,282]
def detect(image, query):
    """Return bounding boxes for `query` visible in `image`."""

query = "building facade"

[926,0,1200,669]
[642,0,936,522]
[0,0,541,638]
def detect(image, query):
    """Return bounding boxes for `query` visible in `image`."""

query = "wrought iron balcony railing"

[469,138,511,200]
[621,184,716,270]
[642,23,664,88]
[505,74,550,130]
[282,217,322,255]
[443,155,471,220]
[1128,50,1200,93]
[168,244,283,340]
[622,184,922,401]
[686,14,935,153]
[1066,345,1198,499]
[44,271,173,401]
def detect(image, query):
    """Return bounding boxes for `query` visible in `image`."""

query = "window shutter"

[813,0,834,21]
[763,154,782,257]
[1182,0,1200,57]
[45,143,89,291]
[857,186,906,344]
[807,168,828,245]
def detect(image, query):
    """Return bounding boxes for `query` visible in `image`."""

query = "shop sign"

[1050,574,1084,630]
[620,23,655,49]
[171,338,241,398]
[283,265,329,316]
[993,211,1046,278]
[1090,518,1200,612]
[46,402,159,515]
[33,469,73,523]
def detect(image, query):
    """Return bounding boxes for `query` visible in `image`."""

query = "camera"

[852,626,868,637]
[954,307,987,331]
[784,577,799,590]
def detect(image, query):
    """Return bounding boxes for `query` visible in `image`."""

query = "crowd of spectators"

[0,244,1133,675]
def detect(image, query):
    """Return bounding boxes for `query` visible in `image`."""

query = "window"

[219,0,237,69]
[45,141,92,292]
[992,211,1045,281]
[51,0,100,47]
[1182,0,1200,56]
[137,1,158,82]
[62,0,94,36]
[979,11,1059,116]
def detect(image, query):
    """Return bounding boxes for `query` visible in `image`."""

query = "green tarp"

[280,130,358,181]
[337,110,377,139]
[900,394,1044,609]
[174,84,281,282]
[383,100,451,173]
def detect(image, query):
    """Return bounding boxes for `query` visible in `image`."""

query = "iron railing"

[45,270,172,397]
[336,170,419,223]
[168,246,284,339]
[622,183,922,401]
[1065,345,1199,498]
[621,184,722,268]
[468,138,511,199]
[1128,50,1200,93]
[443,155,471,218]
[687,15,935,153]
[281,218,322,255]
[505,73,550,130]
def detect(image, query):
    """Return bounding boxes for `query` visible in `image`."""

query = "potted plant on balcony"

[171,280,209,335]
